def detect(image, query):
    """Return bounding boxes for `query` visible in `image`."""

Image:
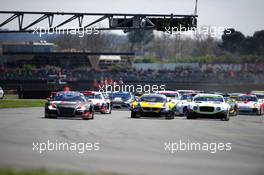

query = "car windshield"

[140,96,166,103]
[224,97,229,101]
[85,94,102,99]
[180,95,192,100]
[237,96,258,102]
[255,94,264,99]
[54,93,86,102]
[109,92,131,100]
[194,96,224,102]
[160,93,177,98]
[178,91,194,95]
[230,96,238,100]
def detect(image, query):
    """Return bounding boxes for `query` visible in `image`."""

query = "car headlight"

[253,103,259,108]
[216,107,221,111]
[162,104,170,111]
[77,104,86,111]
[193,106,198,111]
[48,103,57,110]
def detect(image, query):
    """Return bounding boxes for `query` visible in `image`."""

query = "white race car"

[175,93,195,116]
[108,92,135,109]
[0,86,4,99]
[176,90,197,96]
[187,94,230,121]
[237,94,262,115]
[81,91,112,114]
[156,91,180,104]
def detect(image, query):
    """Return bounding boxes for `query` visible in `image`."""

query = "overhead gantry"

[0,11,197,33]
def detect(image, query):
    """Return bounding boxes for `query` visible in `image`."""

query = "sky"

[0,0,263,36]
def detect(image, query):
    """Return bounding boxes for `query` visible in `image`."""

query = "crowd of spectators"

[0,64,263,84]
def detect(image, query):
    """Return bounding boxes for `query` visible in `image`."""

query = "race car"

[130,94,175,120]
[176,90,197,96]
[81,91,112,114]
[108,92,135,109]
[224,95,238,116]
[175,93,196,116]
[0,86,4,99]
[251,91,264,112]
[236,94,263,115]
[186,94,230,121]
[45,91,94,120]
[229,93,243,99]
[156,91,180,104]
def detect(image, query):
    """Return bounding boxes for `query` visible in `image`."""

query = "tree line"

[47,28,264,63]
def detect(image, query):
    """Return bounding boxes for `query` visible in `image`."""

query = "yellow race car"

[130,94,175,120]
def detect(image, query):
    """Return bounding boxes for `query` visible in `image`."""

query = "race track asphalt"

[0,107,264,175]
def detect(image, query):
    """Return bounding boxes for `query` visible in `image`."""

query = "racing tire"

[107,103,112,114]
[233,107,238,116]
[83,111,94,120]
[230,106,237,116]
[165,111,175,120]
[84,107,94,120]
[100,103,112,114]
[183,107,188,117]
[131,111,139,118]
[256,108,260,115]
[257,108,261,116]
[221,113,230,121]
[186,111,196,120]
[44,115,57,119]
[91,110,94,120]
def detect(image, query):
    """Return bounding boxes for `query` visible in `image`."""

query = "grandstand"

[1,42,135,70]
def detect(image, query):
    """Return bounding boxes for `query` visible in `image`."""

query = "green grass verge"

[4,94,18,99]
[0,169,84,175]
[0,99,46,109]
[0,169,118,175]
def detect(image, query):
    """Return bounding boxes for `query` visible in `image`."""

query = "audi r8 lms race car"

[108,91,135,109]
[130,94,175,120]
[156,91,180,104]
[45,91,94,119]
[236,94,263,115]
[187,94,230,121]
[81,91,112,114]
